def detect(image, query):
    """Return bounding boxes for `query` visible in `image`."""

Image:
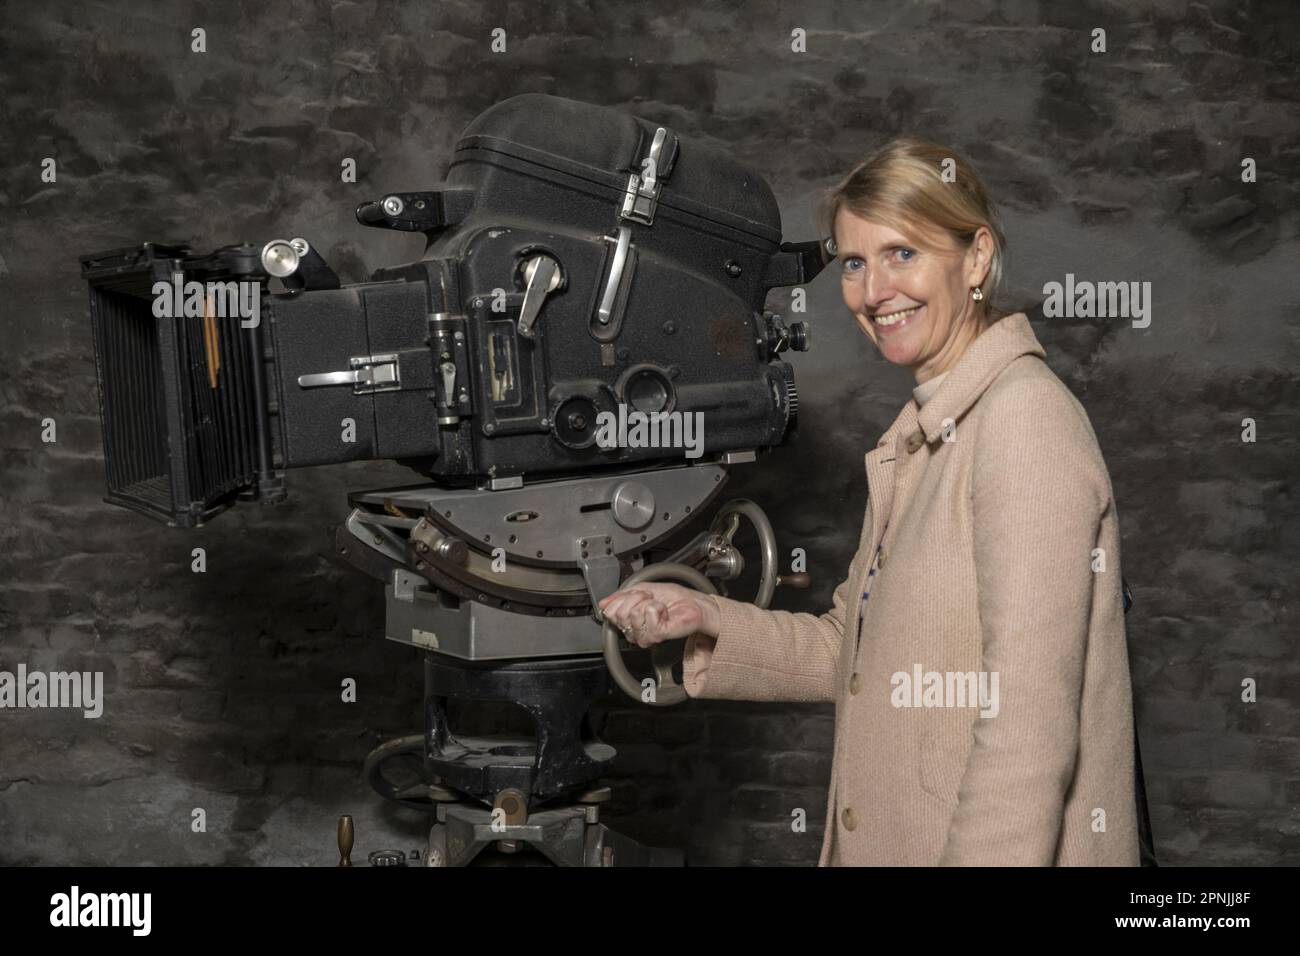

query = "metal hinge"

[621,127,670,225]
[297,353,401,394]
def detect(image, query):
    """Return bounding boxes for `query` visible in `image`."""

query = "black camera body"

[81,94,822,527]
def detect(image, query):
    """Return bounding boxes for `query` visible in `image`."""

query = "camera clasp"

[620,126,674,225]
[298,353,401,395]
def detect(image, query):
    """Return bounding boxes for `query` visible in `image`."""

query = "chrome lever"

[597,228,632,326]
[518,254,562,339]
[297,353,401,394]
[298,369,367,388]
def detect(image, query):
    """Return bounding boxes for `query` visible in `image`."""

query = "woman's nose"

[850,268,891,314]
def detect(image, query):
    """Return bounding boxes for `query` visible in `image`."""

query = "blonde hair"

[815,137,1009,324]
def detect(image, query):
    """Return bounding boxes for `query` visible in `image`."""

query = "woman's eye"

[842,257,864,273]
[893,248,915,262]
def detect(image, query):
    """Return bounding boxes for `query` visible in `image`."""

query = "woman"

[598,137,1139,867]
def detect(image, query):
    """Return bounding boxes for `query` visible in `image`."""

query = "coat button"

[905,429,926,453]
[841,807,858,831]
[849,673,862,695]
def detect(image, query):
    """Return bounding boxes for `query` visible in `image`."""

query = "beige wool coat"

[682,312,1139,866]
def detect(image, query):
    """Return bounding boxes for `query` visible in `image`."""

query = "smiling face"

[833,207,993,383]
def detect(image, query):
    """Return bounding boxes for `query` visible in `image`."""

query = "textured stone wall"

[1,0,1296,865]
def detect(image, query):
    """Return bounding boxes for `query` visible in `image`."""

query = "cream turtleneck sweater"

[911,370,949,407]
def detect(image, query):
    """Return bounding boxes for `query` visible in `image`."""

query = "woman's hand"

[597,583,720,648]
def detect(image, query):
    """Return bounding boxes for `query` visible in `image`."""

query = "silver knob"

[611,481,655,531]
[260,240,300,277]
[436,536,468,565]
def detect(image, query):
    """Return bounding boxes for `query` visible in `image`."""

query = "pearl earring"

[971,286,984,302]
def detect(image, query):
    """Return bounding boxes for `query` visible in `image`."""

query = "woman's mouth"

[872,305,922,333]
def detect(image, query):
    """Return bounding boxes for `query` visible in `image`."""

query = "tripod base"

[425,797,684,867]
[363,651,686,866]
[423,652,617,805]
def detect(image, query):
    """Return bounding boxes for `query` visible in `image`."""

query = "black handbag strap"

[1123,575,1159,866]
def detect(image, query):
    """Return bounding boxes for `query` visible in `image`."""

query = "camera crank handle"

[777,572,811,589]
[708,498,780,609]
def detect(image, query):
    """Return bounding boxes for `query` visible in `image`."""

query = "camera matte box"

[81,242,279,528]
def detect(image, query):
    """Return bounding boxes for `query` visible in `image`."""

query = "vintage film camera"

[81,93,824,865]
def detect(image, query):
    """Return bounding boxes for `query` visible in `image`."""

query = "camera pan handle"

[602,501,781,707]
[601,563,718,708]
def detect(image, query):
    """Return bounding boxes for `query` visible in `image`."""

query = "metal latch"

[298,353,401,394]
[621,127,670,225]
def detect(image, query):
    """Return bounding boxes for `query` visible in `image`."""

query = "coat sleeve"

[939,377,1110,866]
[680,501,871,703]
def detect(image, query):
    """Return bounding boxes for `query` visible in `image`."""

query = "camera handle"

[601,498,791,707]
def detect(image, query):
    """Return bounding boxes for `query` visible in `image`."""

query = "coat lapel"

[863,402,917,553]
[913,312,1046,444]
[860,313,1046,557]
